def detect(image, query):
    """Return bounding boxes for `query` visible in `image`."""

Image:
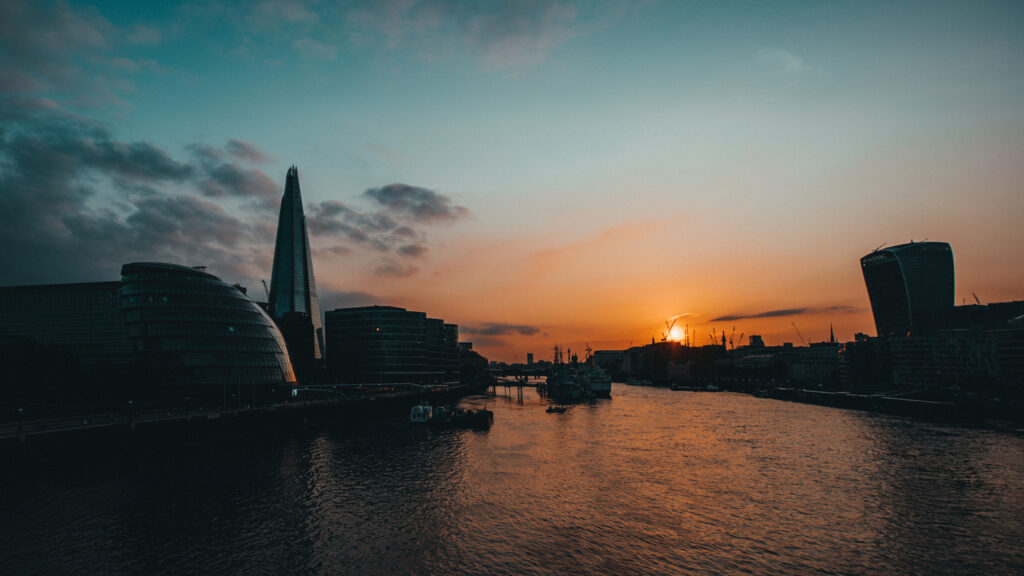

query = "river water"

[2,385,1023,575]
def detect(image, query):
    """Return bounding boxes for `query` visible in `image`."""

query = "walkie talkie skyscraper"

[269,166,323,382]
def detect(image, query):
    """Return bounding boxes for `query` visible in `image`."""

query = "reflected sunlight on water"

[3,385,1023,575]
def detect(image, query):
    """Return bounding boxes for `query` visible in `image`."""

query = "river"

[2,384,1022,575]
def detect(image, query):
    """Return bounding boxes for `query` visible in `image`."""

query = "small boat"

[452,407,494,428]
[546,405,568,413]
[410,403,432,423]
[413,403,492,428]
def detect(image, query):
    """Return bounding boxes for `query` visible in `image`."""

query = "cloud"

[0,0,135,109]
[397,243,427,258]
[0,108,274,285]
[342,1,630,70]
[293,37,337,60]
[712,305,861,322]
[757,48,810,75]
[365,143,403,166]
[0,2,285,286]
[463,323,542,336]
[250,0,319,25]
[529,219,669,274]
[364,183,469,222]
[308,184,468,267]
[124,24,162,45]
[463,1,580,70]
[189,141,279,210]
[226,139,273,164]
[374,260,419,278]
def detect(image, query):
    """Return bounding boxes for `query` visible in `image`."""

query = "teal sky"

[2,0,1023,360]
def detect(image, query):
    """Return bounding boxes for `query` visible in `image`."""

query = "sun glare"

[669,326,685,342]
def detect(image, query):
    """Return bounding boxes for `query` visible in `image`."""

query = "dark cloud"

[397,244,427,258]
[189,142,279,210]
[463,323,542,336]
[197,162,278,206]
[0,109,273,285]
[0,0,146,110]
[308,201,390,250]
[80,139,195,183]
[374,260,419,278]
[712,305,861,322]
[308,185,467,264]
[364,183,469,222]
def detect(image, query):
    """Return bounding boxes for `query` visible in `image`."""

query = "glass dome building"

[120,263,296,387]
[1,262,296,410]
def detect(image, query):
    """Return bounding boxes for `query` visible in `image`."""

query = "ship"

[544,345,613,401]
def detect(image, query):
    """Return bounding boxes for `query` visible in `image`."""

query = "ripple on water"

[2,385,1024,575]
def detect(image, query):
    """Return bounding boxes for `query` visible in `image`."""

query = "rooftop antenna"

[872,242,887,252]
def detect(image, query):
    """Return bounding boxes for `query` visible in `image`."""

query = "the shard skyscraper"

[269,166,324,383]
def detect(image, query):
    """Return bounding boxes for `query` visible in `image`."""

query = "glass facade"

[861,242,954,337]
[121,263,296,386]
[325,306,460,384]
[325,306,427,383]
[0,262,296,410]
[268,166,323,383]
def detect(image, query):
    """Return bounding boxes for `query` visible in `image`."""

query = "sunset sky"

[2,0,1023,362]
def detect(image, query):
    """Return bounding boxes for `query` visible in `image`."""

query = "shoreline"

[0,382,489,450]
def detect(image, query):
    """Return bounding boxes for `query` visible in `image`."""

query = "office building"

[861,241,954,337]
[324,306,459,384]
[268,166,323,383]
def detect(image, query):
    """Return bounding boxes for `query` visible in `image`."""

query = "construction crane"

[728,326,736,349]
[791,322,807,346]
[261,279,270,301]
[973,293,981,305]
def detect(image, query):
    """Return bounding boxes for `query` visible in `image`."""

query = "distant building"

[748,335,765,348]
[268,166,323,383]
[625,341,725,385]
[526,353,534,366]
[839,334,893,391]
[443,324,460,380]
[0,263,296,409]
[861,241,954,337]
[324,306,458,384]
[856,241,1023,397]
[592,350,624,380]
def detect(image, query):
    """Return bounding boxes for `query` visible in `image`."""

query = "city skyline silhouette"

[1,1,1022,362]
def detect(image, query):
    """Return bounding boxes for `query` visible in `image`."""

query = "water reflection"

[2,386,1022,575]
